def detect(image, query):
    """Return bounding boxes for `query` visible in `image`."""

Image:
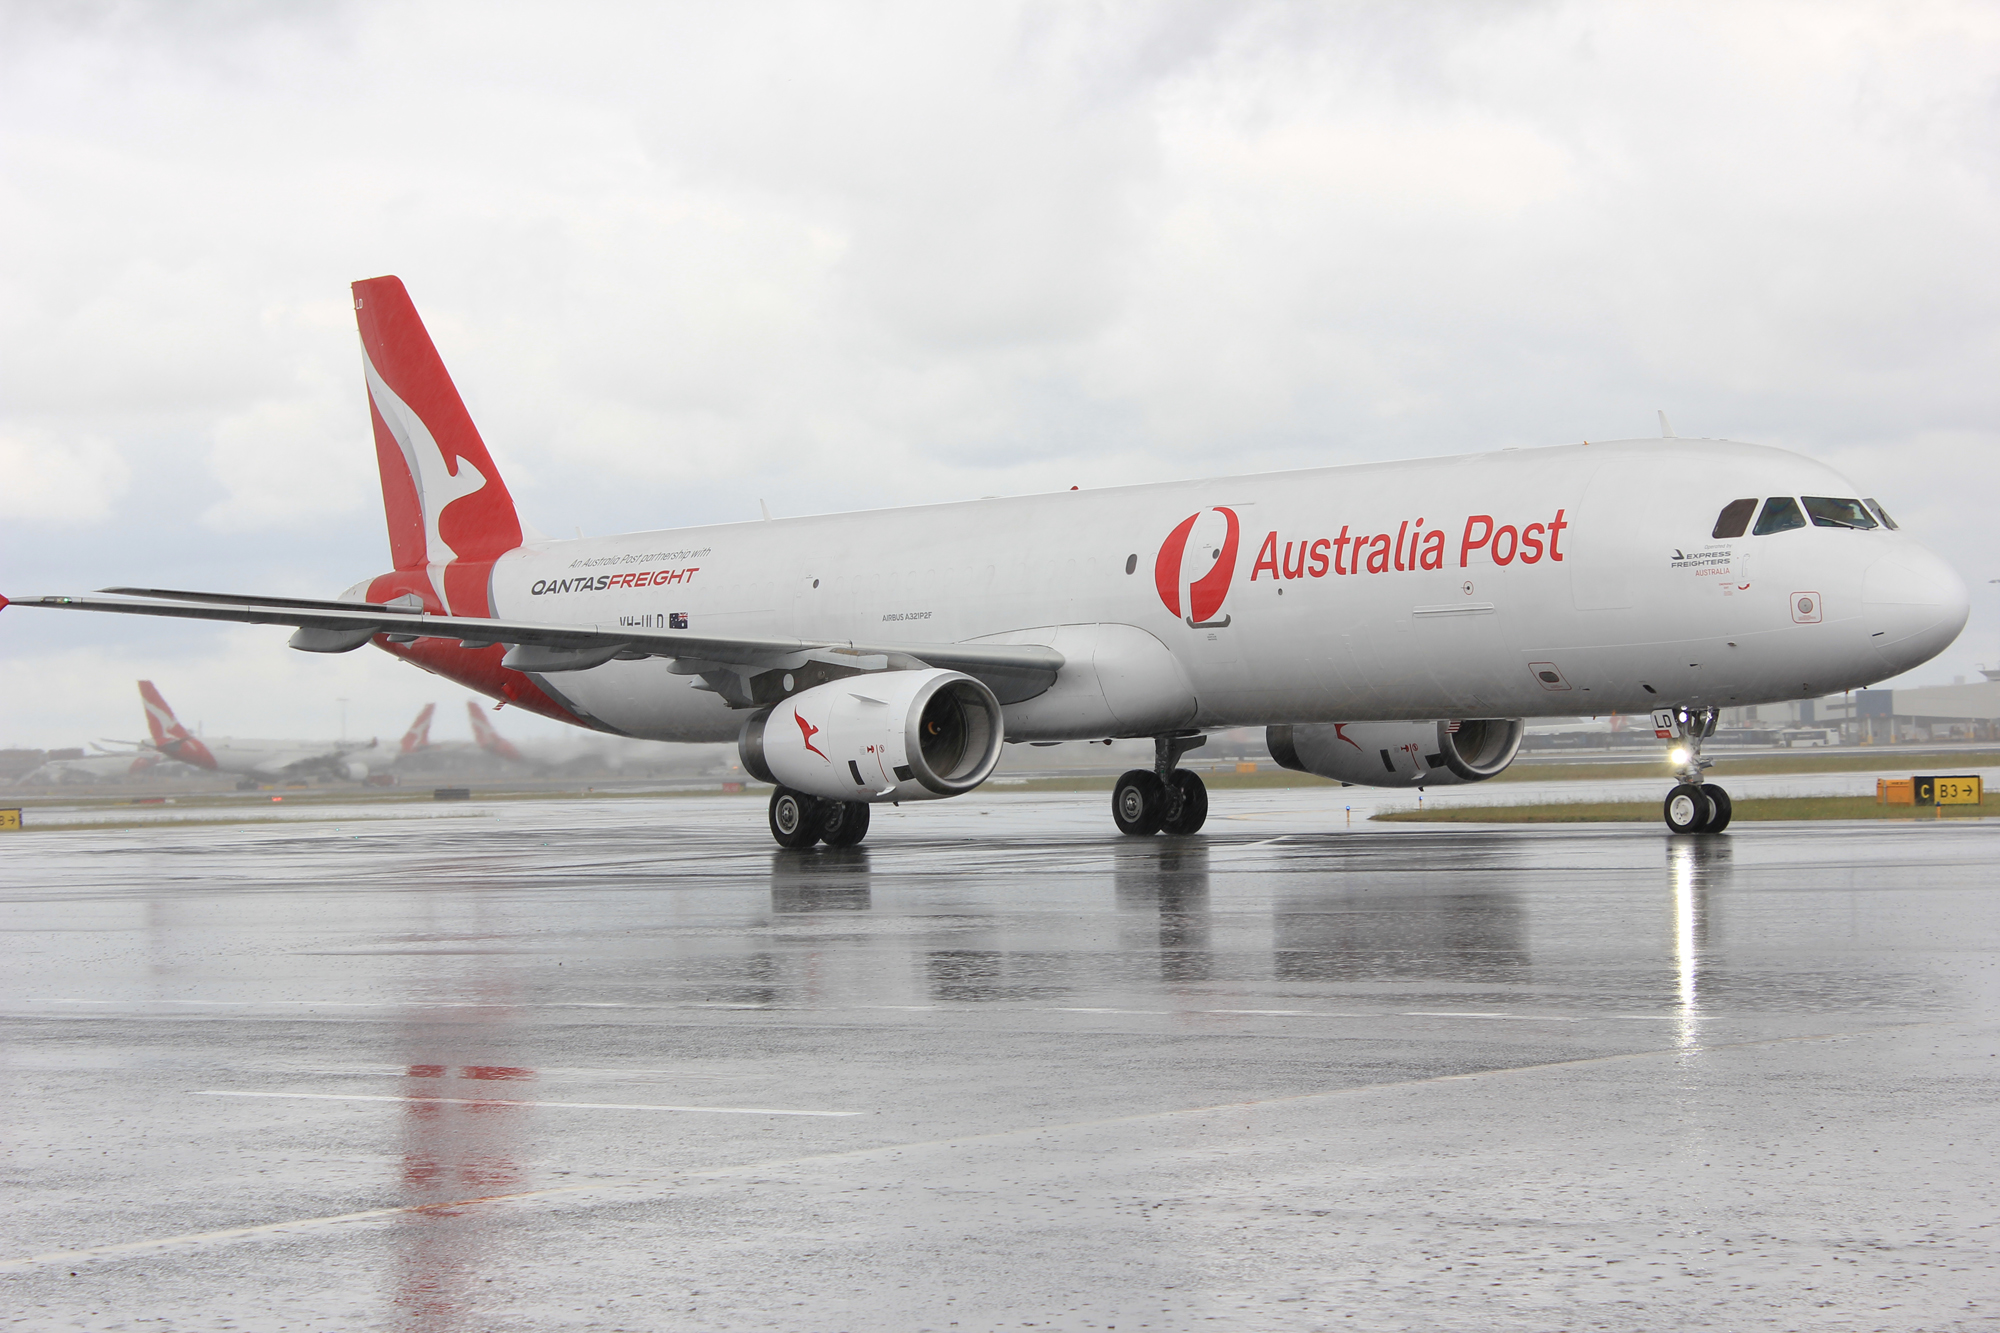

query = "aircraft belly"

[986,624,1196,741]
[539,658,742,743]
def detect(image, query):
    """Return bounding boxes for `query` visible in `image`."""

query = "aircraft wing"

[251,753,323,776]
[11,588,1066,706]
[252,743,375,777]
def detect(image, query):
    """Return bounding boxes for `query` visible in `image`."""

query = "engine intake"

[740,668,1004,803]
[1266,718,1522,788]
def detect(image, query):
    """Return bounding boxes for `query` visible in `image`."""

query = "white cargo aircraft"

[4,278,1968,844]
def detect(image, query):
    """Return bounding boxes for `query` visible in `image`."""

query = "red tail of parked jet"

[467,701,523,763]
[138,680,216,769]
[399,703,436,754]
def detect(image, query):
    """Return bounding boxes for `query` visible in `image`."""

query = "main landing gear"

[1113,735,1209,837]
[1657,705,1733,835]
[769,787,872,849]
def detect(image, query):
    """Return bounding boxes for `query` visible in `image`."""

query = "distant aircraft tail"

[139,680,187,746]
[352,276,524,617]
[137,681,217,769]
[467,700,524,763]
[399,703,436,754]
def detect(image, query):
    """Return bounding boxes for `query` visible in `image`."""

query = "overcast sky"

[2,1,1996,749]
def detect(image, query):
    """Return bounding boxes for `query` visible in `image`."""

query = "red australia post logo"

[1155,507,1241,627]
[794,710,828,761]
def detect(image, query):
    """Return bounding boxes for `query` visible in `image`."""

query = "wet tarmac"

[3,791,1998,1331]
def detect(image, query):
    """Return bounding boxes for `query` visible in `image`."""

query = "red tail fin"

[399,703,436,754]
[467,700,523,763]
[137,681,216,770]
[139,680,185,745]
[353,276,523,616]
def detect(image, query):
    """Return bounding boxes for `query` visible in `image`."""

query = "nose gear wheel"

[1664,782,1711,834]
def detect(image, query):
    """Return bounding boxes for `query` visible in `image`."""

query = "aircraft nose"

[1863,544,1969,672]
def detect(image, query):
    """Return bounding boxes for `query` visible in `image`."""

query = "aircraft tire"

[1704,785,1733,833]
[1663,782,1711,834]
[1162,771,1208,835]
[769,787,824,848]
[1112,770,1167,836]
[820,799,871,847]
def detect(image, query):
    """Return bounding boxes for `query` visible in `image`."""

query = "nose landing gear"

[1655,706,1732,834]
[1112,734,1210,836]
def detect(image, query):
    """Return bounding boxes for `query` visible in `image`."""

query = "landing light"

[1668,747,1690,767]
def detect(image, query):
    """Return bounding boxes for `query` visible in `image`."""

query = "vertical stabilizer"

[137,681,216,769]
[467,700,524,763]
[352,276,523,616]
[400,703,436,754]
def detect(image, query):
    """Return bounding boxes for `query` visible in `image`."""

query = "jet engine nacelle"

[740,668,1004,804]
[1266,719,1523,788]
[341,758,370,782]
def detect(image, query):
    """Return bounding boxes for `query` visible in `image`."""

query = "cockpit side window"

[1711,498,1757,539]
[1752,496,1807,535]
[1802,496,1878,530]
[1864,498,1899,530]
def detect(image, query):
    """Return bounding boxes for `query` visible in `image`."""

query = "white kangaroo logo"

[363,349,488,613]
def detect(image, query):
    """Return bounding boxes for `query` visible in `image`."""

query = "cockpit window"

[1752,496,1806,535]
[1864,498,1899,530]
[1711,498,1757,539]
[1802,496,1878,530]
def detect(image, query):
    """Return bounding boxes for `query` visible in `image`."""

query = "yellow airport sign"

[0,808,20,830]
[1914,775,1982,807]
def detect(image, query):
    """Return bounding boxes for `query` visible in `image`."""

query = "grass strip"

[6,812,491,833]
[1375,795,1998,823]
[1494,749,2000,783]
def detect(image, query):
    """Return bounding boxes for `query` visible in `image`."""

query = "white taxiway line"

[15,998,1704,1022]
[1402,1011,1581,1021]
[2,1019,1943,1274]
[193,1090,861,1116]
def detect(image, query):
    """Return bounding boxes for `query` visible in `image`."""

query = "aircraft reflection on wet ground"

[3,791,1996,1330]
